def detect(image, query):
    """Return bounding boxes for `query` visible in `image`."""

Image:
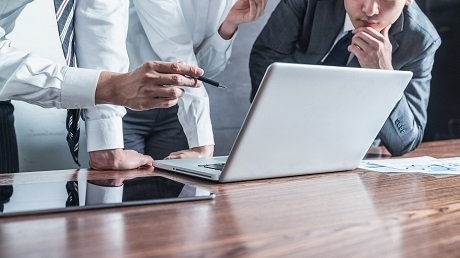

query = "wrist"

[219,21,238,40]
[192,145,214,157]
[89,149,124,169]
[95,71,123,106]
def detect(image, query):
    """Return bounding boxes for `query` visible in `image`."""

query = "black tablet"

[0,175,214,216]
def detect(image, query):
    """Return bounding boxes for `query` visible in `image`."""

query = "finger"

[134,153,154,168]
[147,61,204,78]
[262,0,268,10]
[123,150,153,168]
[348,44,364,58]
[248,0,257,21]
[148,73,200,88]
[352,31,379,52]
[164,153,181,160]
[256,0,266,18]
[381,24,391,37]
[353,27,384,42]
[142,85,184,99]
[135,97,180,110]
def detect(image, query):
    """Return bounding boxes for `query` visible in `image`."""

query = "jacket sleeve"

[249,0,308,102]
[379,36,441,156]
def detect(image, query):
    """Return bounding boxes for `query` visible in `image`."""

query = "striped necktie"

[54,0,81,166]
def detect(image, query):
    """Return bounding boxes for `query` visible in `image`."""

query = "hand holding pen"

[197,76,227,89]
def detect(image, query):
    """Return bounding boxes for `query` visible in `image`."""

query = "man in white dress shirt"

[0,0,204,170]
[124,0,267,160]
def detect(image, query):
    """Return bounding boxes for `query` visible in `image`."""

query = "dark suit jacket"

[250,0,441,156]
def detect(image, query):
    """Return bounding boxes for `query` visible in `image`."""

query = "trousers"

[0,101,19,173]
[123,105,189,160]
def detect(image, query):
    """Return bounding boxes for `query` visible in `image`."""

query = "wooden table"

[2,140,460,257]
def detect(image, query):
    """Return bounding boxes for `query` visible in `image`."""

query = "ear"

[405,0,414,6]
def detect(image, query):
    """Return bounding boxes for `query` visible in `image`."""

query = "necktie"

[65,181,79,207]
[322,31,353,67]
[54,0,81,166]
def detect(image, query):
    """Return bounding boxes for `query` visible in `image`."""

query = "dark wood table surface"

[2,140,460,257]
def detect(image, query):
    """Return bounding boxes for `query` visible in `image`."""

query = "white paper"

[359,156,460,175]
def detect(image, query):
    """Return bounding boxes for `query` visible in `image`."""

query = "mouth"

[360,19,379,26]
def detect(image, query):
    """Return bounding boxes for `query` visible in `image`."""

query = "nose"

[362,0,379,16]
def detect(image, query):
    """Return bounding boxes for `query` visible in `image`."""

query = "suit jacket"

[249,0,441,156]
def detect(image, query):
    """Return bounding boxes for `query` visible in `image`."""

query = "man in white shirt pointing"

[0,0,204,171]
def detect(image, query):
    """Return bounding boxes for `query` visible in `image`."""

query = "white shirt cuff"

[85,116,124,151]
[187,122,215,148]
[85,182,124,205]
[61,67,100,109]
[208,31,236,53]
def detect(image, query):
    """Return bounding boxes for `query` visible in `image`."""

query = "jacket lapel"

[305,0,346,64]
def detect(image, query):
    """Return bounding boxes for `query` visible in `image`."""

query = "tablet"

[0,175,214,216]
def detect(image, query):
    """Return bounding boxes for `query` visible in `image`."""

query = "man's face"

[344,0,413,32]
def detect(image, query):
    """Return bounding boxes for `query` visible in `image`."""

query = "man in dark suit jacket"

[249,0,441,156]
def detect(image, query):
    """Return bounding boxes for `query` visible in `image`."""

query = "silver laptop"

[153,63,412,182]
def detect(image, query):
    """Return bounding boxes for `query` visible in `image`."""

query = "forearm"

[196,32,236,78]
[378,94,425,156]
[0,40,99,108]
[219,21,238,40]
[177,90,215,148]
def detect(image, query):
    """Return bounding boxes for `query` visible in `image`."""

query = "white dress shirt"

[0,0,128,152]
[127,0,237,148]
[86,181,123,205]
[321,13,355,63]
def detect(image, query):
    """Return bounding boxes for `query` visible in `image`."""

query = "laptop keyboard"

[198,163,226,171]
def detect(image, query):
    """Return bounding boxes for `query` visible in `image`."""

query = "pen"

[197,76,227,89]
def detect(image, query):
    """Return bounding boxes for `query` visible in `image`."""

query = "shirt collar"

[343,13,354,33]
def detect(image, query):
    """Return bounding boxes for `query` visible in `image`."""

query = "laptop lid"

[154,63,412,183]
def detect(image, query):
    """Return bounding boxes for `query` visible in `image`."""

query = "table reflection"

[1,175,213,216]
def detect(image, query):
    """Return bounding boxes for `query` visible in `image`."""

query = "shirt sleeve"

[194,0,237,78]
[85,181,124,205]
[131,0,218,148]
[0,2,99,108]
[74,0,129,151]
[0,39,99,108]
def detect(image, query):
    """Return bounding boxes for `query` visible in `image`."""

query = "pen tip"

[219,84,228,89]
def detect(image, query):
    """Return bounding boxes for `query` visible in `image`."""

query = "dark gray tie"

[322,31,353,67]
[54,0,80,166]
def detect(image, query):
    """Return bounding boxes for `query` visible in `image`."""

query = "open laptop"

[153,63,412,182]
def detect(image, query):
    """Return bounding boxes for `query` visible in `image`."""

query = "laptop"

[153,63,413,182]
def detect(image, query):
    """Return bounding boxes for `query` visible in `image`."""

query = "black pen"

[197,76,227,89]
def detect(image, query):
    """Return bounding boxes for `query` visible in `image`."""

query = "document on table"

[359,156,460,175]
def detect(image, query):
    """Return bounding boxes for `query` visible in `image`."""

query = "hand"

[164,145,214,160]
[95,61,204,111]
[88,178,125,187]
[219,0,267,39]
[348,25,393,70]
[87,166,154,187]
[89,149,153,170]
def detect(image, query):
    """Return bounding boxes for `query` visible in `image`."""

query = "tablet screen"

[0,175,214,216]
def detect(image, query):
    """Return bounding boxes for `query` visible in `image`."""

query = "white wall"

[8,0,89,171]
